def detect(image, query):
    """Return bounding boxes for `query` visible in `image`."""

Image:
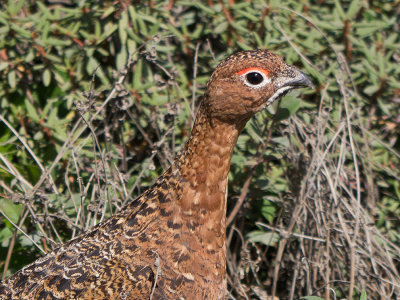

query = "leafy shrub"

[0,0,399,298]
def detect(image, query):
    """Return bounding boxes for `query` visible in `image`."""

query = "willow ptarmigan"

[0,49,313,299]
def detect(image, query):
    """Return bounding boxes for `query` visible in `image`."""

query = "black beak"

[281,68,314,89]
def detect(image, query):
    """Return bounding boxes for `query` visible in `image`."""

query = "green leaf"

[194,2,216,15]
[133,58,143,89]
[9,22,31,38]
[116,48,127,71]
[275,95,301,121]
[47,104,59,126]
[246,122,264,144]
[0,226,13,246]
[333,0,346,20]
[261,198,278,223]
[42,68,51,86]
[0,62,8,71]
[8,69,16,88]
[87,56,99,75]
[33,130,44,140]
[363,84,379,95]
[347,0,360,19]
[247,230,279,246]
[7,0,26,15]
[119,11,128,45]
[0,199,22,224]
[25,99,40,122]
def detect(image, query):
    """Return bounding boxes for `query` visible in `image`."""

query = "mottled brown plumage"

[0,50,313,299]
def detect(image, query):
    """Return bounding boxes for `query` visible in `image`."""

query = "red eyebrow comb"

[236,67,269,76]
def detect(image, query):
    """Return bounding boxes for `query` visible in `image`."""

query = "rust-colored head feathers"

[205,49,313,123]
[0,49,313,300]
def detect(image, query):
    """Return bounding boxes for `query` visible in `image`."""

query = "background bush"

[0,0,399,299]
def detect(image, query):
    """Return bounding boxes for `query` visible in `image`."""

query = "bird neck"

[175,102,247,215]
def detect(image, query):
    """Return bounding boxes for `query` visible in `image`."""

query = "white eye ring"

[239,70,271,89]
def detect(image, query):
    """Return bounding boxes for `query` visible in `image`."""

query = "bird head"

[204,49,314,124]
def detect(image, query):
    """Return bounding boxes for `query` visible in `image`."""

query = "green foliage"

[301,289,368,300]
[0,0,399,298]
[247,230,279,246]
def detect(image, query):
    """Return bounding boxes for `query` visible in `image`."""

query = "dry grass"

[1,45,400,300]
[1,2,399,298]
[225,54,400,299]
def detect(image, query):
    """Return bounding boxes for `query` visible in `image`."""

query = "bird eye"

[238,69,271,88]
[246,72,264,85]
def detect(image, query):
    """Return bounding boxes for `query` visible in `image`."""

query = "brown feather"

[0,49,313,299]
